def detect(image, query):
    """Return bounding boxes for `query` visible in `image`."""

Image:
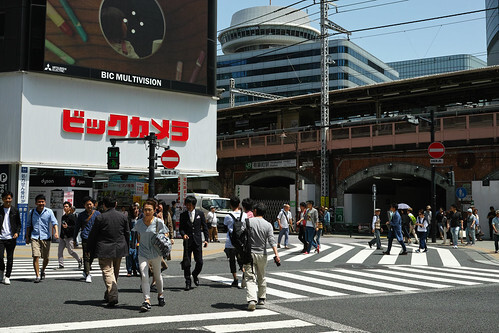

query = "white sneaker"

[247,301,256,311]
[85,274,92,283]
[3,277,10,285]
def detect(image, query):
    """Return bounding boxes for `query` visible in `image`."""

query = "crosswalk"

[203,265,499,301]
[7,258,128,281]
[0,309,328,333]
[273,242,467,267]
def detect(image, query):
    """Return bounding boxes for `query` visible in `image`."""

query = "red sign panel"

[428,142,445,159]
[161,150,180,169]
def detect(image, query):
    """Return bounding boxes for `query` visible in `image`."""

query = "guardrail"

[218,111,498,158]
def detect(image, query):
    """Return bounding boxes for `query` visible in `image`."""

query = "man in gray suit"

[88,196,129,307]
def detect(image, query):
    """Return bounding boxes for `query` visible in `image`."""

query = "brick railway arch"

[336,163,455,209]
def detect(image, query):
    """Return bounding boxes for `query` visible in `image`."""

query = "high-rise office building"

[216,6,398,109]
[387,54,486,80]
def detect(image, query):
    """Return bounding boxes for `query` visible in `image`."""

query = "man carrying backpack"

[224,196,247,288]
[243,202,280,311]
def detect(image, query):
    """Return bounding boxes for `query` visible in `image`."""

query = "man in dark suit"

[0,191,21,285]
[179,195,209,291]
[87,196,129,307]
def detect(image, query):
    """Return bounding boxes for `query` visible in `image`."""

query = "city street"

[1,234,498,332]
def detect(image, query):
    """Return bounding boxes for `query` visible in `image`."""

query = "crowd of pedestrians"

[2,188,499,313]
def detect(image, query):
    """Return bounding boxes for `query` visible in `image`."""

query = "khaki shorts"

[31,239,51,258]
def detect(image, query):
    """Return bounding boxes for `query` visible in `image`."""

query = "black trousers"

[0,238,17,277]
[224,247,237,274]
[182,240,203,281]
[298,225,308,250]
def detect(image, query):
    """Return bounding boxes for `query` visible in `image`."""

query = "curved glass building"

[217,6,398,109]
[486,0,499,65]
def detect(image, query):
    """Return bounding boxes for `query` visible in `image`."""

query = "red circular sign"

[428,142,445,159]
[161,150,180,169]
[70,177,76,187]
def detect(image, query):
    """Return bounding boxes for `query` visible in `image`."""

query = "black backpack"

[229,213,252,269]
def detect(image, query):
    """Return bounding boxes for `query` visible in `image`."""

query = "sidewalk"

[13,238,227,261]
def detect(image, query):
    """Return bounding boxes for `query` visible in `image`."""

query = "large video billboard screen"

[43,0,215,96]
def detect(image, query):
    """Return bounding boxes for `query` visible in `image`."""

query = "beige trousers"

[98,257,122,302]
[243,253,267,303]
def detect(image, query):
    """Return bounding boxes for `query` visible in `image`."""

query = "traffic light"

[107,146,119,169]
[446,171,455,186]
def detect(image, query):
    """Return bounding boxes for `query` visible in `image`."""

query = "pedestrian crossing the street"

[277,242,467,267]
[7,258,128,281]
[203,265,499,302]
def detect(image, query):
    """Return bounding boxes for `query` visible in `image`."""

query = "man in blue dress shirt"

[383,203,408,255]
[26,194,59,283]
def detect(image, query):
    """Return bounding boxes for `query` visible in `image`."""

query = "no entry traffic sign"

[161,150,180,169]
[428,142,445,159]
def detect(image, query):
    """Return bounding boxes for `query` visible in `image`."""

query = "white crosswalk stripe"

[285,244,331,262]
[277,242,463,266]
[8,258,127,280]
[315,243,355,263]
[204,265,499,302]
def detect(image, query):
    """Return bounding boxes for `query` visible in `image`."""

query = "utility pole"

[320,0,330,206]
[430,107,437,242]
[319,0,350,206]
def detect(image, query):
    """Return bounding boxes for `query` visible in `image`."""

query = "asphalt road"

[1,235,498,332]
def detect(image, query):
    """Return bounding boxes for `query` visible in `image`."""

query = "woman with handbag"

[132,199,169,312]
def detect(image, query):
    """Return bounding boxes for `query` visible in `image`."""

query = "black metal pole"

[148,132,157,198]
[295,135,300,232]
[430,108,437,243]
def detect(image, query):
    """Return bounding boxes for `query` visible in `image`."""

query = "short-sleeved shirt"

[277,210,291,229]
[207,211,218,227]
[224,210,247,249]
[492,216,499,235]
[27,207,58,240]
[449,211,462,228]
[132,217,169,260]
[416,216,428,232]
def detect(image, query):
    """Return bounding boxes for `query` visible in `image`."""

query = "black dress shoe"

[184,281,192,291]
[382,251,390,255]
[400,251,408,255]
[192,275,200,286]
[106,300,118,308]
[368,242,372,249]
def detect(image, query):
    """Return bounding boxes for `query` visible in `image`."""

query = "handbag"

[154,218,172,258]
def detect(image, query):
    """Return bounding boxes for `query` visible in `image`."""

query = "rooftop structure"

[218,6,320,54]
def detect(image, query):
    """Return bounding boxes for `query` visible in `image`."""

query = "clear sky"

[216,0,487,63]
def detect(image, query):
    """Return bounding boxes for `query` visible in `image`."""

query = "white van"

[155,193,231,231]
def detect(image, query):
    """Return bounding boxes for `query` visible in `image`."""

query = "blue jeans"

[466,227,476,244]
[306,227,318,253]
[451,227,460,246]
[278,227,289,246]
[418,231,427,250]
[386,225,407,253]
[126,248,139,274]
[315,229,321,245]
[369,229,381,249]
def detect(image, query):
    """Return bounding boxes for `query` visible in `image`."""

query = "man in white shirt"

[224,196,247,287]
[206,206,219,242]
[277,204,292,249]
